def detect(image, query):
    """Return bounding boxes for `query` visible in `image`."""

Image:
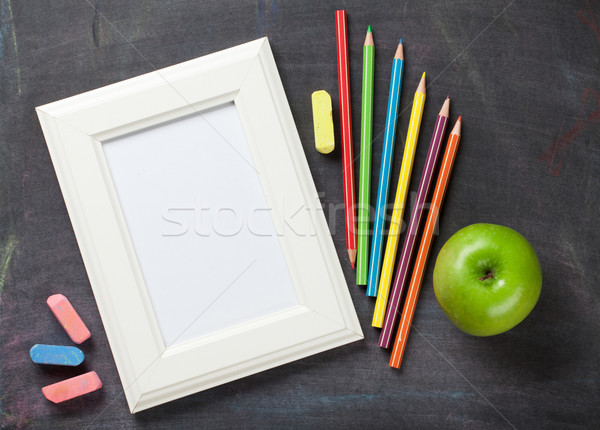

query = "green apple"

[433,223,542,336]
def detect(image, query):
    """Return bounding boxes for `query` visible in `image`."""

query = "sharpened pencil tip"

[394,41,404,59]
[365,28,375,46]
[416,72,426,93]
[348,249,357,268]
[368,25,372,32]
[451,117,462,136]
[439,97,450,117]
[399,38,403,44]
[447,95,450,99]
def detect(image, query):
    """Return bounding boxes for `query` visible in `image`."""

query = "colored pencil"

[366,40,405,295]
[379,96,449,346]
[370,73,426,305]
[371,97,450,328]
[335,10,357,268]
[389,117,462,368]
[357,26,375,285]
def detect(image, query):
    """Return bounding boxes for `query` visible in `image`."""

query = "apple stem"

[479,271,494,281]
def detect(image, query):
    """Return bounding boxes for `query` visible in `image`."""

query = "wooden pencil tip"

[398,38,403,45]
[439,97,450,117]
[417,73,426,93]
[451,117,462,136]
[365,28,374,46]
[368,25,372,33]
[394,41,404,59]
[348,249,357,268]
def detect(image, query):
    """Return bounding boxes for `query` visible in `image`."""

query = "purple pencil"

[379,96,450,348]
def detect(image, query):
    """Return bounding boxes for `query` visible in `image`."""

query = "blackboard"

[1,0,599,428]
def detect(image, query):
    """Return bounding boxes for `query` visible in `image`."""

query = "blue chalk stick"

[30,344,84,366]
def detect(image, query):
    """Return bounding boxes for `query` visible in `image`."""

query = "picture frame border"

[36,38,363,413]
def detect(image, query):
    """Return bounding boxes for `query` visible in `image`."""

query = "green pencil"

[357,26,375,285]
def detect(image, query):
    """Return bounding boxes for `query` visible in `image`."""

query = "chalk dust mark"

[0,234,17,301]
[578,0,600,44]
[432,12,491,109]
[6,0,19,94]
[558,230,594,307]
[539,89,600,175]
[0,235,20,428]
[256,0,278,37]
[92,0,101,47]
[0,0,21,94]
[0,235,23,427]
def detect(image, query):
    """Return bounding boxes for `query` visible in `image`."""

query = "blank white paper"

[103,102,298,346]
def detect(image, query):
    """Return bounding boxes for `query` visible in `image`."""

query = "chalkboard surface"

[1,1,599,428]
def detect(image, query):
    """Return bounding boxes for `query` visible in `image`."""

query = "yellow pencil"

[372,72,426,327]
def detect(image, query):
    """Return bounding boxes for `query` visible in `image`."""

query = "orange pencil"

[389,117,462,369]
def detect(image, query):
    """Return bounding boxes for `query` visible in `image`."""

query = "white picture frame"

[36,38,363,413]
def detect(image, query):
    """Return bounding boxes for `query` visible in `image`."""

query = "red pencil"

[335,10,357,268]
[389,117,462,369]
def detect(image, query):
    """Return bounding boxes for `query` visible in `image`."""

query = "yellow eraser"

[311,90,335,154]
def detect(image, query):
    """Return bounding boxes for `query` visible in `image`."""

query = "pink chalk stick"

[42,371,102,403]
[47,294,91,344]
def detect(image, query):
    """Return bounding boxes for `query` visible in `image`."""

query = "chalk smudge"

[557,230,593,308]
[0,234,17,423]
[432,12,493,111]
[539,89,600,175]
[0,0,21,94]
[256,0,278,37]
[0,234,16,303]
[91,0,101,47]
[539,2,600,175]
[230,390,475,414]
[578,0,600,44]
[0,236,21,428]
[0,235,16,295]
[561,64,576,86]
[320,391,475,403]
[6,0,19,94]
[0,235,27,428]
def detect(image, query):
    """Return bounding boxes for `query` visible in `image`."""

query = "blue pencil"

[366,40,404,297]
